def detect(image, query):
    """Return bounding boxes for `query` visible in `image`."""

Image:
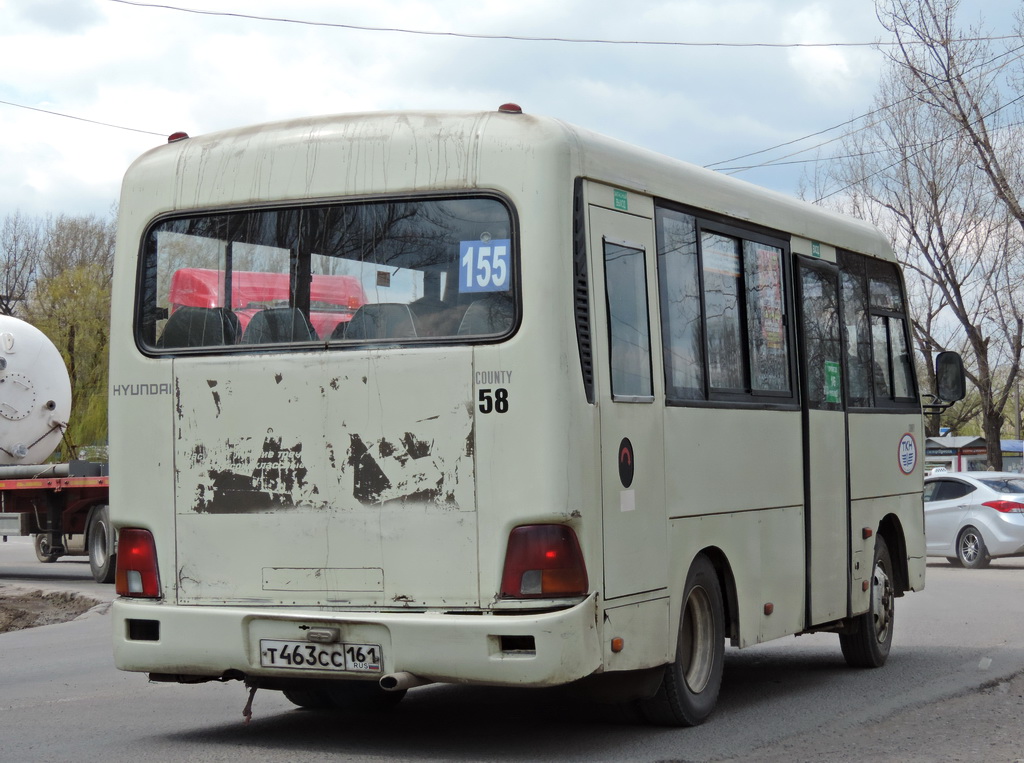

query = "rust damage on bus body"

[178,371,475,514]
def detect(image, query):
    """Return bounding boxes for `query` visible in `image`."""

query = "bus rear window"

[137,196,516,351]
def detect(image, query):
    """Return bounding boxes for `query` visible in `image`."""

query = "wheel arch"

[694,546,739,644]
[877,513,909,596]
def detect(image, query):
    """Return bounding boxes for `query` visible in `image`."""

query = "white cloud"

[0,0,1013,218]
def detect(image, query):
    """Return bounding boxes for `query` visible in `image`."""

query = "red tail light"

[500,525,588,598]
[983,500,1024,514]
[115,529,162,598]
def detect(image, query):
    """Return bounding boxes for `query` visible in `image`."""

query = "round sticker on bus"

[618,438,634,488]
[898,433,917,475]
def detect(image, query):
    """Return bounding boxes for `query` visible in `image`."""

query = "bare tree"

[811,12,1024,466]
[878,0,1024,235]
[870,0,1024,467]
[0,212,43,316]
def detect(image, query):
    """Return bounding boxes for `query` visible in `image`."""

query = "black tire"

[34,534,60,563]
[87,505,116,584]
[323,681,406,711]
[956,525,990,569]
[840,536,894,668]
[637,554,725,726]
[283,687,334,709]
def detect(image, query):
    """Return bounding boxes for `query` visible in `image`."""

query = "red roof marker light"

[167,131,190,143]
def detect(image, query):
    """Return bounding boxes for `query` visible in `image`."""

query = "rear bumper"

[977,512,1024,558]
[112,594,602,688]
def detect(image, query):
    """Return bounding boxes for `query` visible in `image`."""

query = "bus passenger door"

[589,204,668,601]
[796,258,850,626]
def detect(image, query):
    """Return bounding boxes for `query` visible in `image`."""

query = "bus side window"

[839,251,917,408]
[839,254,873,406]
[603,239,653,400]
[656,208,704,400]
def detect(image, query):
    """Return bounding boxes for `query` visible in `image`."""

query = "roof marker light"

[167,132,190,143]
[498,103,523,114]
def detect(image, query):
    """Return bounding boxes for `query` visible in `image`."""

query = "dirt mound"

[0,589,101,634]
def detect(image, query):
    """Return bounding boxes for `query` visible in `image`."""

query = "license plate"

[259,639,383,673]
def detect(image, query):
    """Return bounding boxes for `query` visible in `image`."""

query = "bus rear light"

[500,525,588,598]
[115,529,162,598]
[983,500,1024,513]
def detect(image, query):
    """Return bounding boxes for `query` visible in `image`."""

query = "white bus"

[109,105,964,725]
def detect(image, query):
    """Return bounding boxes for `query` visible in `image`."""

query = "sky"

[0,0,1019,221]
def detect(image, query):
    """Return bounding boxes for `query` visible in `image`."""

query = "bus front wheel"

[840,536,894,668]
[637,554,725,726]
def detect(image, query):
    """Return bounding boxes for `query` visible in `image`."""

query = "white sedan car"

[923,471,1024,568]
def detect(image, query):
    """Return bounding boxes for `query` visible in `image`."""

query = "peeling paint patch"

[402,432,432,459]
[274,373,283,384]
[206,380,222,416]
[345,421,464,508]
[348,434,392,504]
[192,435,313,513]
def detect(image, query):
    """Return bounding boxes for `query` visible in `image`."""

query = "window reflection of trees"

[656,209,704,398]
[800,268,841,409]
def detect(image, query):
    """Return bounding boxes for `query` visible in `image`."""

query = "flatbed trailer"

[0,461,114,583]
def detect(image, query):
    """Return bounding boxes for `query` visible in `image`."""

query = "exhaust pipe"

[379,671,432,692]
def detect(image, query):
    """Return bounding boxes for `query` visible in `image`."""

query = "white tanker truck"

[0,315,114,583]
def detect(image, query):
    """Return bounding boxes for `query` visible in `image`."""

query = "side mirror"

[935,351,966,403]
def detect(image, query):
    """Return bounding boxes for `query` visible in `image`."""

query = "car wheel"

[34,534,60,563]
[956,525,990,569]
[87,505,117,584]
[840,536,894,668]
[636,554,724,726]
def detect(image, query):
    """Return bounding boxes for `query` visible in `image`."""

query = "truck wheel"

[34,534,60,563]
[636,554,725,726]
[87,505,116,584]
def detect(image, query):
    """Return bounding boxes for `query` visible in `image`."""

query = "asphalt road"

[0,535,112,600]
[2,536,1024,762]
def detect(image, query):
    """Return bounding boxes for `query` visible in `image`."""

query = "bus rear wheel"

[840,535,894,668]
[637,554,724,726]
[284,682,405,711]
[282,687,334,709]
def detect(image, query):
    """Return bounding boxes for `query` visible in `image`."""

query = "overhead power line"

[0,98,166,137]
[707,42,1024,176]
[814,90,1024,204]
[107,0,1022,49]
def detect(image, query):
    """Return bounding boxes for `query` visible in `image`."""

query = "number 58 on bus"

[109,105,965,725]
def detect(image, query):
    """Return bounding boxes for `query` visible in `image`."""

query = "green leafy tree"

[23,213,115,459]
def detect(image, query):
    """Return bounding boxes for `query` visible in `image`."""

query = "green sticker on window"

[614,189,628,210]
[824,360,841,404]
[812,241,821,258]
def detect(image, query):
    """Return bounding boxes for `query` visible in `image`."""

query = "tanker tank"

[0,315,73,466]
